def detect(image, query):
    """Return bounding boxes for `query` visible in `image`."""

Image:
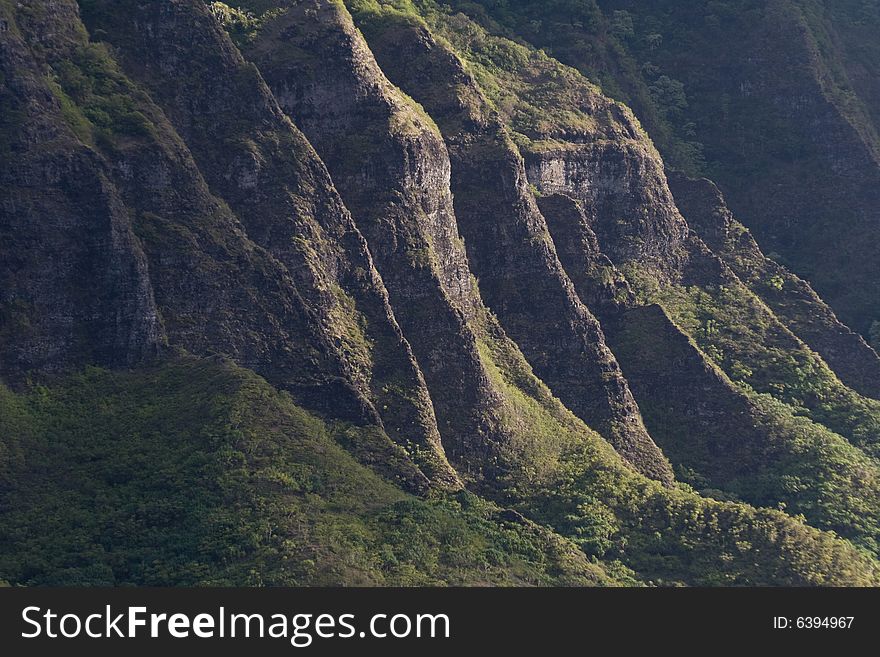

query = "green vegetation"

[440,1,880,336]
[0,357,615,586]
[346,0,880,568]
[354,0,880,453]
[4,340,875,586]
[738,391,880,555]
[206,2,288,46]
[415,1,611,148]
[474,328,880,585]
[265,0,880,580]
[45,41,155,148]
[614,306,880,554]
[429,0,706,173]
[651,278,880,458]
[4,0,880,588]
[607,303,880,556]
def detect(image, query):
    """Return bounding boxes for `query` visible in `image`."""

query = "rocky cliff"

[341,3,672,482]
[453,0,880,340]
[2,0,880,586]
[668,172,880,401]
[0,0,161,380]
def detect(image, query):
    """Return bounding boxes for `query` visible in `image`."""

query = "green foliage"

[206,2,287,45]
[648,75,688,119]
[653,280,880,458]
[610,10,634,41]
[341,0,880,584]
[525,438,880,586]
[4,0,879,588]
[44,76,94,144]
[434,0,707,173]
[738,390,880,555]
[432,14,606,145]
[607,277,880,554]
[46,41,154,147]
[766,274,785,291]
[346,0,613,146]
[469,318,879,585]
[0,357,614,586]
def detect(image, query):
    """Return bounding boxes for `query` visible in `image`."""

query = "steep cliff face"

[669,172,880,402]
[236,0,513,480]
[418,0,880,448]
[462,0,880,339]
[408,6,690,280]
[0,1,161,381]
[651,235,880,461]
[594,0,880,338]
[525,141,880,551]
[3,0,880,586]
[823,1,880,139]
[524,141,688,279]
[342,0,880,554]
[535,193,634,313]
[346,6,672,483]
[76,0,460,489]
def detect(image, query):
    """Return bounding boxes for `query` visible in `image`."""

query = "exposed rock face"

[16,0,460,491]
[4,0,880,586]
[458,0,880,339]
[669,173,880,402]
[78,0,372,418]
[535,193,634,313]
[604,303,771,481]
[0,1,161,381]
[351,16,672,482]
[534,169,880,549]
[444,5,880,463]
[600,0,880,338]
[240,0,508,479]
[524,140,689,279]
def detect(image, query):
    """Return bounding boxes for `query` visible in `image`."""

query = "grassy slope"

[607,303,880,556]
[647,275,880,459]
[476,319,879,585]
[429,0,699,170]
[0,356,616,586]
[3,353,878,586]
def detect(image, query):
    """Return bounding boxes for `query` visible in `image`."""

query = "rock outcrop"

[240,0,513,480]
[3,0,880,586]
[0,1,161,381]
[669,172,880,401]
[13,0,463,491]
[348,11,673,482]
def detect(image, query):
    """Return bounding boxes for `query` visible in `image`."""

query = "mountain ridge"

[1,0,879,586]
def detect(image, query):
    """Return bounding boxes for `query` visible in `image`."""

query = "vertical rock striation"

[669,172,880,401]
[29,0,460,490]
[240,1,536,481]
[349,12,672,482]
[0,1,161,381]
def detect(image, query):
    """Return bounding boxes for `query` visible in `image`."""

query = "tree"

[649,75,688,118]
[610,10,635,41]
